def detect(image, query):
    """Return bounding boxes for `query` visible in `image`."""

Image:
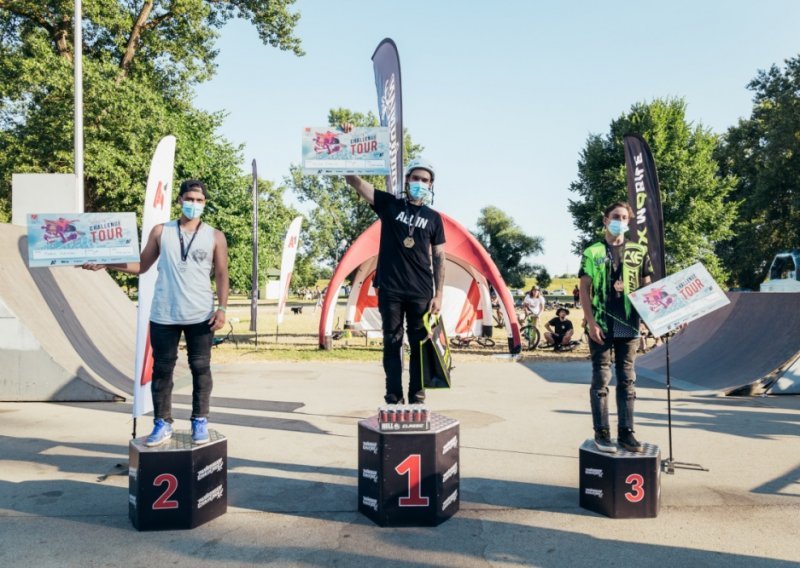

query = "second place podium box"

[129,430,227,531]
[358,409,460,526]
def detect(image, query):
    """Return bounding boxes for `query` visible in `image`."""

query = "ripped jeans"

[150,320,214,421]
[377,289,430,402]
[589,336,639,432]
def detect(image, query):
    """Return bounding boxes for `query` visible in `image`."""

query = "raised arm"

[344,174,375,205]
[340,123,375,205]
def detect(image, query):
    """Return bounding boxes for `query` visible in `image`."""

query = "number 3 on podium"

[624,473,645,503]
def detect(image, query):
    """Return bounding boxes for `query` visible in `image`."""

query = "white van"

[761,250,800,292]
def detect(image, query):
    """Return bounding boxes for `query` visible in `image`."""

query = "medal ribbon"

[178,221,202,262]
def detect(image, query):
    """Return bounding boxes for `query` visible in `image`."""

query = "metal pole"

[666,335,673,462]
[662,333,708,474]
[250,160,259,346]
[74,0,84,211]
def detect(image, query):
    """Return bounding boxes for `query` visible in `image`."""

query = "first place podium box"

[579,439,661,518]
[129,430,227,531]
[358,413,460,527]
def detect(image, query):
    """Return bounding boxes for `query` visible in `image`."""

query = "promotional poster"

[26,213,140,267]
[628,262,730,337]
[301,126,391,175]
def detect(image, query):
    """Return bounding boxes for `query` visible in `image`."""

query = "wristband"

[217,306,227,312]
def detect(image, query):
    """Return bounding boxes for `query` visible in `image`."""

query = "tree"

[715,55,800,289]
[535,267,552,290]
[568,98,737,283]
[0,0,302,217]
[0,1,304,292]
[475,206,543,288]
[286,107,422,269]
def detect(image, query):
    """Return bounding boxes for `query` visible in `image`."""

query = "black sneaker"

[594,429,617,453]
[409,390,426,404]
[384,394,404,405]
[618,428,644,453]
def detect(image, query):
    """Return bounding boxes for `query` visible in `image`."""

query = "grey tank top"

[150,220,216,325]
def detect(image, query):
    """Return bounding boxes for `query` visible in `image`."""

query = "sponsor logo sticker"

[584,468,603,478]
[197,458,224,481]
[362,496,378,512]
[585,488,604,498]
[442,489,458,511]
[197,484,224,509]
[362,441,378,455]
[362,469,379,483]
[443,463,458,483]
[442,435,458,455]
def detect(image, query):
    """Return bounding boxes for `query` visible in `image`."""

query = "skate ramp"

[637,292,800,394]
[0,224,136,401]
[768,354,800,394]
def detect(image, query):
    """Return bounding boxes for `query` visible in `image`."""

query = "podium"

[128,430,227,531]
[358,413,459,526]
[579,439,661,518]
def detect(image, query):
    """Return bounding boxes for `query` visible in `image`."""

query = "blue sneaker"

[191,417,210,444]
[145,418,173,447]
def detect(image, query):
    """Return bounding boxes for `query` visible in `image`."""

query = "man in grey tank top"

[83,180,229,446]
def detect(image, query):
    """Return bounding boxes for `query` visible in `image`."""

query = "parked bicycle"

[518,313,541,351]
[212,321,237,348]
[450,332,496,349]
[537,339,581,352]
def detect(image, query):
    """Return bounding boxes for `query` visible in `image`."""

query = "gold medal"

[403,237,415,248]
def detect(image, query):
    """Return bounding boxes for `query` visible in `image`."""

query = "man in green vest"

[579,202,653,453]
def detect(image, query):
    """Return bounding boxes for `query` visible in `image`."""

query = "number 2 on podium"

[153,473,179,510]
[624,473,645,503]
[395,454,429,507]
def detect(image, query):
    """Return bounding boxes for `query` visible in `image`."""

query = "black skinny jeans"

[378,289,430,402]
[150,320,214,422]
[589,336,639,432]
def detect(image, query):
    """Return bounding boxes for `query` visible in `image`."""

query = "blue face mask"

[608,219,628,237]
[181,201,205,220]
[408,181,433,205]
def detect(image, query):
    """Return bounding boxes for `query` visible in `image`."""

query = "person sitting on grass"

[544,308,574,350]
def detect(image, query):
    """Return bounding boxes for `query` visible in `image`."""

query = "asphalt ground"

[1,359,798,567]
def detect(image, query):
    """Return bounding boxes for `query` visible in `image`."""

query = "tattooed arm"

[430,243,446,314]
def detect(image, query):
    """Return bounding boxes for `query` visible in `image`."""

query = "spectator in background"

[522,286,546,329]
[573,285,580,308]
[544,307,574,350]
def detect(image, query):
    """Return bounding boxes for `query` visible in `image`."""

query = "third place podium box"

[579,439,661,518]
[129,430,227,531]
[358,411,459,526]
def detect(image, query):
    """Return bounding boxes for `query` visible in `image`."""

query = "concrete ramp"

[0,224,136,401]
[637,292,800,394]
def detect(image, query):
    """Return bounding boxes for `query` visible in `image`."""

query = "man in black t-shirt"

[344,142,446,404]
[544,308,574,349]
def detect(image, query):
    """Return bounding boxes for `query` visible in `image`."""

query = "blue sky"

[194,0,800,275]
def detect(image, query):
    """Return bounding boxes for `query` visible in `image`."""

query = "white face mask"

[181,201,205,220]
